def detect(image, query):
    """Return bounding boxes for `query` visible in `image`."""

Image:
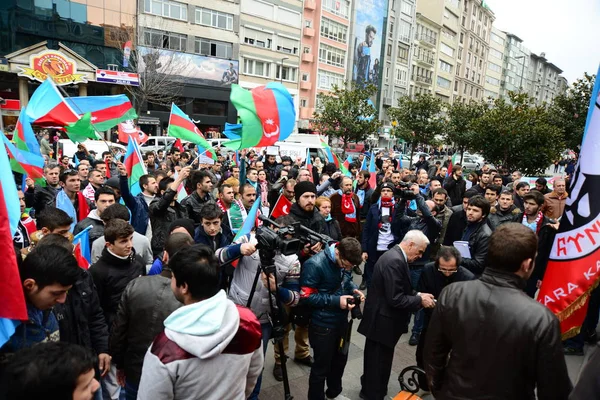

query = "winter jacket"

[74,209,105,247]
[396,194,442,264]
[89,248,145,332]
[149,188,188,255]
[119,175,151,236]
[323,217,342,242]
[24,183,59,215]
[54,269,109,355]
[181,190,215,227]
[488,204,521,230]
[542,191,568,220]
[228,242,286,324]
[361,201,404,257]
[288,203,327,236]
[264,160,282,184]
[443,176,467,206]
[194,223,234,251]
[356,185,375,220]
[424,268,572,400]
[460,220,493,276]
[137,291,263,400]
[329,192,362,239]
[415,160,430,172]
[110,275,182,385]
[299,244,358,328]
[91,232,154,271]
[443,209,467,247]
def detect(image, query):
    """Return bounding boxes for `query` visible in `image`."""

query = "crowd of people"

[1,140,598,400]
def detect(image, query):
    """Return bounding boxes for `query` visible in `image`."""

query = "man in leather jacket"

[459,195,492,276]
[424,223,572,399]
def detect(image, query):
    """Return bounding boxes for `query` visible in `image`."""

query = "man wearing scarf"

[360,182,402,290]
[217,183,247,235]
[330,176,361,239]
[356,171,374,222]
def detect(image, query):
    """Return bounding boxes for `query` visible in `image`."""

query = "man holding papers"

[457,195,492,276]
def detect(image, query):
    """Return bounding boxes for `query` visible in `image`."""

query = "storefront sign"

[0,99,21,110]
[96,69,140,86]
[18,50,87,85]
[0,58,8,72]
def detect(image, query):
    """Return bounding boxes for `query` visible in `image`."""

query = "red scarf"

[522,211,544,234]
[341,193,357,223]
[105,160,111,178]
[378,196,394,229]
[77,192,90,222]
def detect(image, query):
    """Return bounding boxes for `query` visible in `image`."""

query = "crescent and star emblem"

[263,118,279,138]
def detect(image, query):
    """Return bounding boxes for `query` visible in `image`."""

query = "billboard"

[352,0,388,108]
[137,47,239,88]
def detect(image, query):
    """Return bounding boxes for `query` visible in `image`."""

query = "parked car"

[460,155,481,171]
[411,152,431,163]
[59,139,127,160]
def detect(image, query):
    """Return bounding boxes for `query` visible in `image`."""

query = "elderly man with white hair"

[358,230,436,400]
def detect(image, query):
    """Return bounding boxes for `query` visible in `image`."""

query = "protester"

[541,178,568,219]
[74,186,117,246]
[488,189,522,229]
[316,196,342,242]
[181,169,215,226]
[137,245,264,399]
[424,223,572,399]
[513,181,530,211]
[443,164,466,206]
[0,342,100,400]
[118,163,157,239]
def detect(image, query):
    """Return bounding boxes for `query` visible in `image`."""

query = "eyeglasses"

[438,268,458,274]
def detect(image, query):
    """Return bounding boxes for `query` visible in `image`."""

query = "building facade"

[297,0,352,131]
[137,0,241,134]
[455,0,494,102]
[483,25,504,100]
[238,0,303,129]
[498,32,529,99]
[526,52,563,105]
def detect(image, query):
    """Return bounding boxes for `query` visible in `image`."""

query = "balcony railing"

[416,55,434,65]
[418,34,436,46]
[412,74,432,84]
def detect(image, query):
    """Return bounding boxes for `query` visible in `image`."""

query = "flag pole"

[49,76,121,159]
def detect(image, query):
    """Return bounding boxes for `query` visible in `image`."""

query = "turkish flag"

[173,138,185,153]
[270,195,292,219]
[118,120,149,144]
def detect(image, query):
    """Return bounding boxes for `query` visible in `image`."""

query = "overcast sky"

[487,0,599,84]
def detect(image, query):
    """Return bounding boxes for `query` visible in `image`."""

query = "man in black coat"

[358,230,435,400]
[443,165,466,206]
[424,223,572,399]
[415,246,474,384]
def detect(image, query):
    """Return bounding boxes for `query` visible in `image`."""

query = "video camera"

[256,215,335,257]
[395,181,418,200]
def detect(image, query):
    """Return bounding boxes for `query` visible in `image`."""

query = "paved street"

[260,273,597,400]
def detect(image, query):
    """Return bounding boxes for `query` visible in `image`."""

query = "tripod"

[246,246,294,400]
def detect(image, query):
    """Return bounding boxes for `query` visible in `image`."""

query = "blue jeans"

[410,266,424,335]
[248,322,272,400]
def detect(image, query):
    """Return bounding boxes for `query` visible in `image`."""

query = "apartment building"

[380,0,416,117]
[297,0,352,130]
[526,52,564,105]
[412,0,461,104]
[239,0,303,125]
[409,13,439,97]
[483,26,505,100]
[137,0,241,132]
[498,32,529,99]
[455,0,494,102]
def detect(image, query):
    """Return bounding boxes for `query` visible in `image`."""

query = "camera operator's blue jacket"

[300,244,358,328]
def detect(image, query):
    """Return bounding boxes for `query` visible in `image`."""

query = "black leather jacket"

[110,275,181,385]
[460,220,492,276]
[24,184,59,215]
[149,188,188,256]
[181,190,215,227]
[425,268,572,400]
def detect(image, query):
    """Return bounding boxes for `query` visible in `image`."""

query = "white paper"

[453,241,472,259]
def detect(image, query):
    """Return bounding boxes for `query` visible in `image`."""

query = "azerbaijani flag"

[368,152,377,188]
[233,197,260,242]
[65,112,99,143]
[25,79,80,127]
[223,122,242,140]
[223,83,295,150]
[0,131,44,182]
[320,139,349,176]
[124,135,147,196]
[66,95,137,131]
[344,155,353,177]
[305,148,314,183]
[72,225,92,269]
[0,139,28,346]
[168,104,216,160]
[14,108,41,156]
[360,156,368,171]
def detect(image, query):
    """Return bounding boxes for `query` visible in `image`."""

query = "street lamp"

[279,56,289,84]
[515,55,526,90]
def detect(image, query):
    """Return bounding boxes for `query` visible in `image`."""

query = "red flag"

[270,195,292,219]
[536,66,600,339]
[173,138,185,153]
[118,121,148,144]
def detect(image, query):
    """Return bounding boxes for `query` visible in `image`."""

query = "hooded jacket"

[137,291,264,400]
[74,209,105,246]
[488,204,521,230]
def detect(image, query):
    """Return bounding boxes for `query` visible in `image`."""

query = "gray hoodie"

[137,290,263,400]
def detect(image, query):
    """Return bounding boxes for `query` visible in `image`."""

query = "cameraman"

[287,181,327,261]
[300,238,364,400]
